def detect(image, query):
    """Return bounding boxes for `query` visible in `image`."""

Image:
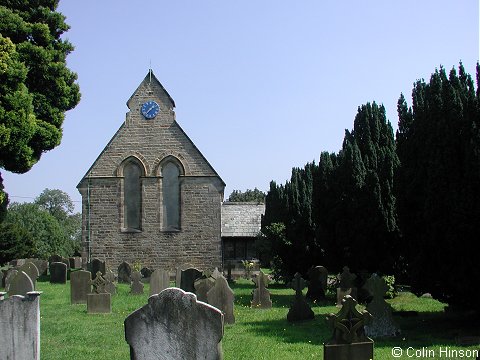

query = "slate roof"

[221,202,265,238]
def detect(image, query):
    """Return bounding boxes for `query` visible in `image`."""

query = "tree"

[396,63,480,309]
[0,222,35,265]
[228,188,266,203]
[0,0,80,206]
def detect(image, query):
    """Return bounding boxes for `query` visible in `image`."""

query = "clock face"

[141,100,160,119]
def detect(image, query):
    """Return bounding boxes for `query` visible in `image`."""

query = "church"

[77,71,226,271]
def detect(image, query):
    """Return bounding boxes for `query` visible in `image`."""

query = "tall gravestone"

[251,270,272,309]
[287,272,314,322]
[0,291,41,360]
[180,268,202,293]
[207,274,235,324]
[87,272,111,314]
[124,288,224,360]
[118,261,133,283]
[50,262,67,284]
[306,265,328,301]
[130,271,144,295]
[324,295,374,360]
[90,259,106,279]
[70,270,92,304]
[149,269,170,296]
[8,271,35,297]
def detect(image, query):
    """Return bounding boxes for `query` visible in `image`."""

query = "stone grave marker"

[194,276,215,303]
[130,271,144,295]
[9,259,26,267]
[337,266,357,306]
[251,270,272,309]
[363,273,399,337]
[124,288,224,360]
[180,267,203,293]
[69,257,82,269]
[87,272,111,313]
[211,267,222,280]
[175,263,194,287]
[49,254,69,269]
[104,269,117,295]
[0,291,41,360]
[4,269,18,292]
[306,265,328,301]
[287,272,314,322]
[8,271,35,297]
[324,295,374,360]
[90,258,106,279]
[141,267,153,282]
[149,269,170,296]
[26,258,48,276]
[70,270,91,304]
[118,261,133,283]
[18,262,40,285]
[49,262,67,284]
[207,274,235,324]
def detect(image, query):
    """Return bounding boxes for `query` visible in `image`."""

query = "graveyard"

[2,266,479,360]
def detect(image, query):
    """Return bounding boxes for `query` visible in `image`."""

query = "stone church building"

[77,71,226,271]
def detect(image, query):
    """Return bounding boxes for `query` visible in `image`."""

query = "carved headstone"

[0,292,41,360]
[194,277,215,303]
[49,262,67,284]
[118,261,133,283]
[180,268,203,293]
[306,265,328,301]
[363,274,399,337]
[287,272,314,322]
[104,269,117,295]
[87,272,111,313]
[207,275,235,324]
[70,270,91,304]
[251,270,272,309]
[130,271,144,295]
[8,271,35,296]
[324,295,374,360]
[149,269,170,296]
[90,258,106,279]
[124,288,224,360]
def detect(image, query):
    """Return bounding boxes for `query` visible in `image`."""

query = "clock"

[141,100,160,119]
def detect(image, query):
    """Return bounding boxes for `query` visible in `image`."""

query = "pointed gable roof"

[127,70,175,109]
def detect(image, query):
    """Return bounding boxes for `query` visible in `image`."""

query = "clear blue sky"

[3,1,479,212]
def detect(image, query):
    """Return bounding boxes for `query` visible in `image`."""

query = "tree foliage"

[228,188,266,203]
[395,63,480,309]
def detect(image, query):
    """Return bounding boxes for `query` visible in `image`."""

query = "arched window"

[124,160,142,230]
[162,161,180,230]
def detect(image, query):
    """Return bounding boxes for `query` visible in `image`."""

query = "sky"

[2,1,479,213]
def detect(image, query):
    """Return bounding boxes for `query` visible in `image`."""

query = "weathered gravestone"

[363,273,399,337]
[87,272,111,313]
[306,265,328,301]
[180,267,203,293]
[211,267,222,280]
[149,269,171,296]
[194,276,215,303]
[207,274,235,324]
[70,270,92,304]
[140,267,153,282]
[324,295,374,360]
[69,257,82,269]
[130,271,144,295]
[9,258,26,267]
[104,269,117,295]
[18,262,40,285]
[337,266,357,307]
[124,288,224,360]
[90,258,106,279]
[25,258,48,276]
[287,272,314,322]
[4,269,18,292]
[118,261,133,283]
[50,262,67,284]
[251,270,272,309]
[0,291,41,360]
[49,254,69,269]
[8,271,35,296]
[175,263,194,287]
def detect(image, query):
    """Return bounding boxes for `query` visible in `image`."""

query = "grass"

[8,277,479,359]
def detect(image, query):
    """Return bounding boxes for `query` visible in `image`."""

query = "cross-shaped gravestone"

[251,270,272,309]
[87,272,111,313]
[130,271,144,295]
[90,271,107,294]
[287,272,314,322]
[207,275,235,324]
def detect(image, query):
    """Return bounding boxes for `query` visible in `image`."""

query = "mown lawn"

[26,276,480,359]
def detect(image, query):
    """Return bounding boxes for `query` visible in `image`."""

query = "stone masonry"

[77,71,225,271]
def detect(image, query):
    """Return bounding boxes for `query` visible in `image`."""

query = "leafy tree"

[228,188,266,203]
[396,63,480,309]
[0,222,34,265]
[0,173,8,222]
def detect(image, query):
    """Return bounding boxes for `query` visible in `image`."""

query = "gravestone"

[141,267,153,281]
[70,270,91,304]
[104,269,117,295]
[251,270,272,309]
[337,266,357,306]
[180,267,203,293]
[130,271,144,295]
[69,257,82,269]
[306,265,328,301]
[194,276,215,303]
[18,262,40,285]
[0,291,41,360]
[150,269,171,296]
[49,262,67,284]
[90,258,106,279]
[26,258,48,276]
[211,267,222,280]
[324,295,374,360]
[363,273,399,337]
[118,261,133,283]
[49,254,69,269]
[124,288,224,360]
[87,272,111,313]
[176,263,194,287]
[207,274,235,324]
[287,272,314,322]
[4,269,18,292]
[8,271,35,297]
[9,258,26,267]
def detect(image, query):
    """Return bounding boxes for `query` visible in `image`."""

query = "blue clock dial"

[141,100,160,119]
